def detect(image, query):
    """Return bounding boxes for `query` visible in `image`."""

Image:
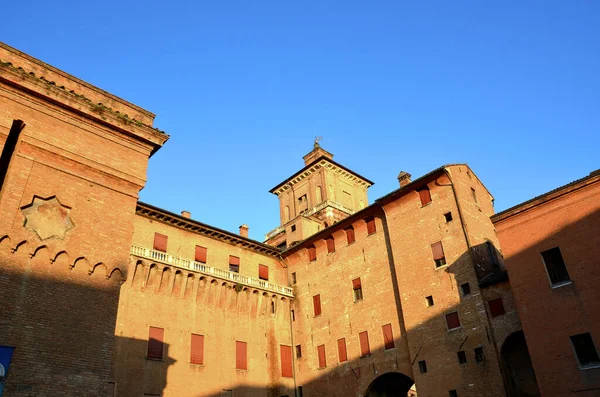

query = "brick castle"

[0,42,598,397]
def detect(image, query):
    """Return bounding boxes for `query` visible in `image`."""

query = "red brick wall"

[494,177,600,396]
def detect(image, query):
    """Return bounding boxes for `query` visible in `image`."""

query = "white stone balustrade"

[130,245,294,297]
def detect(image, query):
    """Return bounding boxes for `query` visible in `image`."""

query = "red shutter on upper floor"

[337,338,348,362]
[153,233,168,252]
[418,187,432,205]
[229,255,240,265]
[352,278,361,290]
[366,218,376,234]
[345,227,355,244]
[313,294,322,316]
[280,345,293,378]
[147,326,164,359]
[359,331,370,357]
[195,246,207,263]
[259,264,269,280]
[326,237,335,253]
[488,298,506,317]
[190,334,204,365]
[382,324,394,350]
[317,345,326,368]
[446,312,461,329]
[308,246,317,261]
[236,341,247,370]
[431,242,445,260]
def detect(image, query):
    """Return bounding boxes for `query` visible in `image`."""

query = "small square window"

[446,312,461,330]
[418,360,427,373]
[457,350,467,364]
[291,225,297,232]
[291,272,297,284]
[296,344,302,358]
[461,283,471,296]
[426,296,434,307]
[444,212,453,222]
[570,333,600,368]
[488,298,506,317]
[475,347,485,362]
[449,390,458,397]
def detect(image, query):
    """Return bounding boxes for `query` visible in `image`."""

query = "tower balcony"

[130,245,294,297]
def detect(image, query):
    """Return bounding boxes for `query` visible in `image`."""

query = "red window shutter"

[345,227,355,244]
[258,264,269,280]
[366,218,376,234]
[190,334,204,365]
[313,294,322,316]
[359,331,370,357]
[147,326,164,359]
[431,242,445,260]
[418,187,432,205]
[195,246,207,263]
[153,233,168,252]
[308,246,317,261]
[229,255,240,265]
[337,338,348,362]
[488,298,506,317]
[382,324,394,350]
[352,278,361,290]
[326,237,335,253]
[446,312,461,329]
[317,345,326,368]
[236,341,247,370]
[280,345,293,378]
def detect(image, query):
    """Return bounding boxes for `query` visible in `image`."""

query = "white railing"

[130,245,294,297]
[265,225,285,240]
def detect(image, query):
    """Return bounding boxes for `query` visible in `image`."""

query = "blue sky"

[2,1,599,241]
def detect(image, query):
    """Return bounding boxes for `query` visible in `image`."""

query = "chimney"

[239,224,249,238]
[181,210,191,219]
[398,171,411,188]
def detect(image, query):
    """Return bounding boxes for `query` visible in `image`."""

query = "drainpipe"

[438,169,508,396]
[278,253,299,397]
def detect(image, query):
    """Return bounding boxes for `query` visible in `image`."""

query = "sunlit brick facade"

[2,41,598,397]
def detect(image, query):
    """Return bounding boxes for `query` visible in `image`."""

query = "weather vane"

[314,136,323,148]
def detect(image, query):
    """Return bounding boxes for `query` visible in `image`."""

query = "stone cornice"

[136,202,282,256]
[270,157,374,196]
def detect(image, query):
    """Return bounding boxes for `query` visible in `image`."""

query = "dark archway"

[365,372,414,397]
[501,331,541,397]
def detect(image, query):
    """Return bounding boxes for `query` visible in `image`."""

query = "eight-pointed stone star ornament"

[21,196,74,240]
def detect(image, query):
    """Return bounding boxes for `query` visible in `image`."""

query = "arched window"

[316,186,322,203]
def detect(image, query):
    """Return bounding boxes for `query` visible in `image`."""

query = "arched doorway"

[501,331,541,397]
[365,372,414,397]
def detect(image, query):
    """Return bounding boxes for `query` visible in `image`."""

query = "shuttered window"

[147,326,164,360]
[359,331,370,357]
[418,186,432,205]
[308,245,317,262]
[195,246,207,263]
[317,345,326,369]
[326,237,335,253]
[446,312,461,330]
[258,264,269,280]
[345,227,355,244]
[353,278,363,302]
[313,294,322,316]
[229,256,240,273]
[280,345,293,377]
[337,338,348,362]
[190,334,204,365]
[382,324,394,350]
[488,298,505,317]
[153,233,168,252]
[431,241,446,267]
[365,217,376,235]
[236,341,247,370]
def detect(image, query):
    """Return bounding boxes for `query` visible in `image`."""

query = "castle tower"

[265,140,373,248]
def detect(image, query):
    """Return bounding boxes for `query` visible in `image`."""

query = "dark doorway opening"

[501,331,541,397]
[365,372,414,397]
